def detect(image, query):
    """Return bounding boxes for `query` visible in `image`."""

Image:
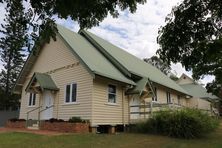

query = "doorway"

[41,91,54,120]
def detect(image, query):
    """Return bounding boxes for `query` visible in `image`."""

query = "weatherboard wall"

[19,36,93,121]
[186,97,211,110]
[92,76,129,125]
[177,74,194,85]
[153,84,187,106]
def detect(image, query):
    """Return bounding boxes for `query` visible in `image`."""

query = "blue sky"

[0,0,214,84]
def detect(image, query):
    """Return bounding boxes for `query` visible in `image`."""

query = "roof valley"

[79,30,132,79]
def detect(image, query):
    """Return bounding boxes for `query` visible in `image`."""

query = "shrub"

[46,118,65,123]
[133,108,219,139]
[68,117,89,123]
[8,118,26,122]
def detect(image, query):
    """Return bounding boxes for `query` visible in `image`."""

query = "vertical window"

[166,92,171,103]
[28,93,36,106]
[177,95,180,105]
[65,83,77,103]
[108,85,116,103]
[65,84,70,103]
[152,87,157,102]
[71,84,77,102]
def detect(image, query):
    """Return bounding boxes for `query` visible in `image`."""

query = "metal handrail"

[26,106,42,127]
[39,105,54,113]
[27,106,42,114]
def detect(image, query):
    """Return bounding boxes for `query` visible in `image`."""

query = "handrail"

[26,106,42,127]
[130,102,183,108]
[39,105,54,113]
[27,106,42,114]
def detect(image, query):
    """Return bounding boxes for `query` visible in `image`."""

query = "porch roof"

[25,73,59,92]
[126,77,148,95]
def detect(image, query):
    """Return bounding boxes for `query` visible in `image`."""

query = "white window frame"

[65,83,77,104]
[28,93,36,107]
[108,84,117,104]
[152,87,157,102]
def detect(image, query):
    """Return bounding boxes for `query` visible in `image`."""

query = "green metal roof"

[15,24,190,96]
[126,77,148,95]
[180,84,219,100]
[57,25,135,85]
[26,73,59,92]
[82,30,189,95]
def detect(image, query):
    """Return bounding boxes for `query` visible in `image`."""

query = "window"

[28,93,36,106]
[108,85,116,103]
[166,92,171,103]
[65,83,77,103]
[177,95,181,105]
[152,87,157,102]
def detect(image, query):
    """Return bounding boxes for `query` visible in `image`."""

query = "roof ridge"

[81,29,190,95]
[79,29,132,78]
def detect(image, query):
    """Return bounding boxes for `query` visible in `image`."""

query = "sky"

[0,0,214,85]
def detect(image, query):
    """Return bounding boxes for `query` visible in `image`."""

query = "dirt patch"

[0,127,71,136]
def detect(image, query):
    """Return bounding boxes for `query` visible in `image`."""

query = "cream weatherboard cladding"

[153,84,187,106]
[92,76,129,125]
[176,74,216,110]
[176,74,194,85]
[19,36,93,121]
[18,25,217,127]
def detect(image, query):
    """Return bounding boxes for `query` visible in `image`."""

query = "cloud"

[0,0,214,85]
[87,0,182,59]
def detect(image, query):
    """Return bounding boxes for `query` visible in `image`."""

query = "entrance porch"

[25,72,59,129]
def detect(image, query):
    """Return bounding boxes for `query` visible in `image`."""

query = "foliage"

[68,117,89,123]
[133,109,219,139]
[144,56,171,75]
[0,0,147,55]
[26,0,147,29]
[46,118,65,123]
[169,74,179,81]
[0,0,28,108]
[157,0,222,95]
[9,118,26,122]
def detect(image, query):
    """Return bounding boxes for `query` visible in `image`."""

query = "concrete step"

[32,124,39,127]
[27,126,39,130]
[27,123,39,130]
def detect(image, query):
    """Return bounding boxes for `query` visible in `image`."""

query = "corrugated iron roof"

[82,30,189,95]
[26,73,59,92]
[14,24,190,96]
[180,84,219,100]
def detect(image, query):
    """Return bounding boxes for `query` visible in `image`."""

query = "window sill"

[62,102,80,106]
[27,106,36,108]
[151,101,158,103]
[105,103,119,106]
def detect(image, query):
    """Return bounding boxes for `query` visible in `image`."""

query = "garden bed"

[5,117,90,133]
[40,121,89,133]
[5,119,26,128]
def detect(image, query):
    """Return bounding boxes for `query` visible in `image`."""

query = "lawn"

[0,124,221,148]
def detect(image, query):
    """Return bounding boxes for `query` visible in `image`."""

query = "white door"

[41,91,54,120]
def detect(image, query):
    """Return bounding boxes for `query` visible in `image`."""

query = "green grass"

[0,124,222,148]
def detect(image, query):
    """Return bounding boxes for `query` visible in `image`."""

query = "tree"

[157,0,222,95]
[144,56,171,75]
[0,0,29,108]
[1,0,147,52]
[27,0,147,29]
[169,74,179,81]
